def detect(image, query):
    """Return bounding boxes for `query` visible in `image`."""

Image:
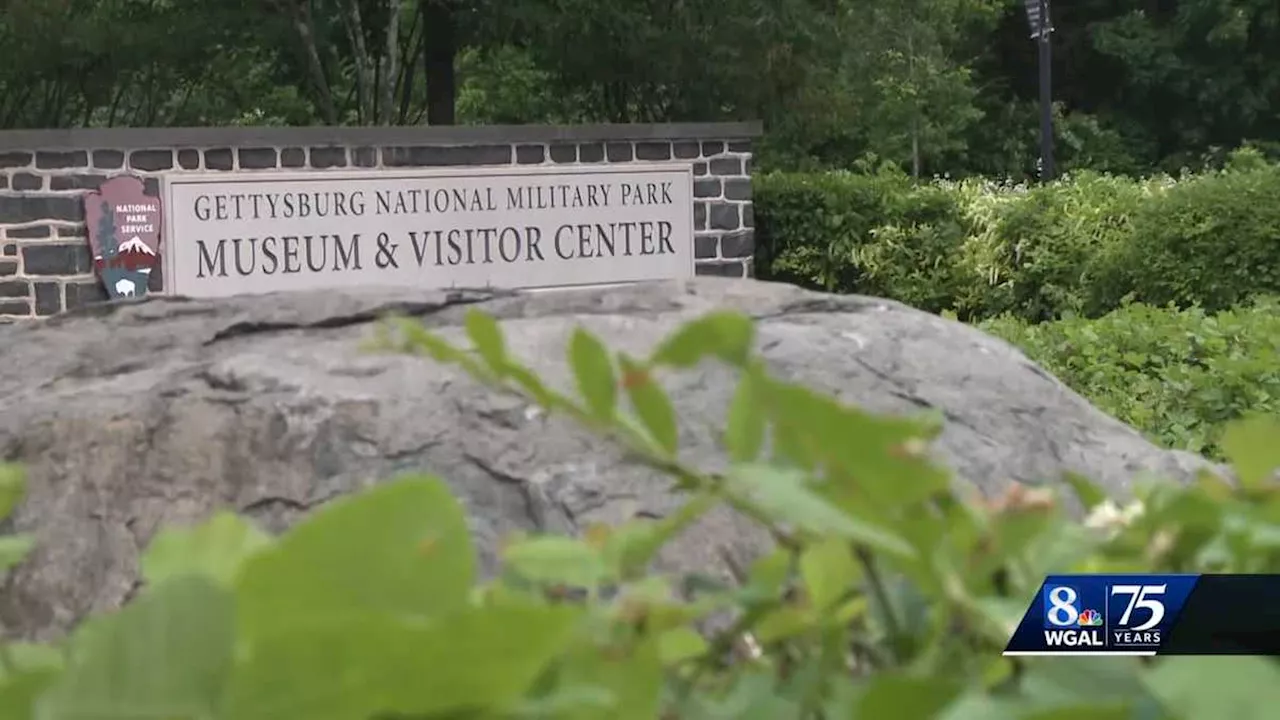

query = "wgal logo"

[1004,574,1199,656]
[1042,585,1105,648]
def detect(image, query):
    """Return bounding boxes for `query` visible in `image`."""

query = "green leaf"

[603,493,718,580]
[506,360,560,408]
[465,308,507,372]
[724,464,916,558]
[1218,415,1280,488]
[856,675,964,719]
[1062,472,1109,511]
[141,512,272,587]
[619,355,679,456]
[649,311,755,368]
[657,627,708,664]
[1022,706,1133,720]
[35,576,234,720]
[568,327,618,420]
[510,686,615,719]
[0,643,63,681]
[551,638,664,720]
[235,476,474,638]
[0,463,25,522]
[392,318,466,363]
[222,603,581,720]
[1144,656,1280,720]
[682,668,798,720]
[0,535,34,575]
[799,536,858,612]
[502,535,609,587]
[724,365,767,463]
[0,641,64,718]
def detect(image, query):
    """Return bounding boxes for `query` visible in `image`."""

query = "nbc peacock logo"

[1078,608,1103,626]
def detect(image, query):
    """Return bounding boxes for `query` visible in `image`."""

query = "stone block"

[694,178,721,199]
[36,151,88,169]
[64,279,108,311]
[204,148,234,170]
[128,149,173,171]
[516,144,545,164]
[720,230,753,258]
[695,261,745,278]
[92,150,124,169]
[12,173,42,191]
[708,203,740,230]
[7,226,51,239]
[309,147,347,169]
[673,141,700,159]
[21,243,92,275]
[51,174,107,191]
[709,157,742,176]
[238,147,278,169]
[33,281,60,315]
[694,234,718,259]
[0,280,29,297]
[549,144,576,163]
[281,147,306,167]
[382,145,512,167]
[0,152,32,168]
[723,178,751,200]
[635,142,671,161]
[605,142,633,162]
[0,196,83,224]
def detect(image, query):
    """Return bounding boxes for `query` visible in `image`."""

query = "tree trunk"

[343,0,376,123]
[421,0,456,125]
[382,0,403,125]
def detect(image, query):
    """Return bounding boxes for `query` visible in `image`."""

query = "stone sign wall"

[0,122,758,318]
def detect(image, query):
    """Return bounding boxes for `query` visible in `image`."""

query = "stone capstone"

[0,278,1219,641]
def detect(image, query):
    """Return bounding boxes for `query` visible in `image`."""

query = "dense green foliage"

[2,311,1279,719]
[753,152,1280,461]
[982,298,1280,459]
[3,0,1279,178]
[755,150,1280,322]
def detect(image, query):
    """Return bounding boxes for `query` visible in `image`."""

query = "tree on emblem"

[97,201,118,258]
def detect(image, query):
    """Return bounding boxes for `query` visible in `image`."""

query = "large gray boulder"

[0,278,1215,641]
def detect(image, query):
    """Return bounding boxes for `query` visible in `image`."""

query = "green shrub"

[954,172,1153,322]
[1117,160,1280,313]
[845,181,976,314]
[754,153,1280,322]
[753,166,922,293]
[2,311,1279,719]
[982,297,1280,459]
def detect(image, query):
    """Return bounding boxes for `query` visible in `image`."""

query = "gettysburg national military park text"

[189,179,680,279]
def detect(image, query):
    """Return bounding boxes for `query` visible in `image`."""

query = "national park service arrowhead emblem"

[85,175,162,300]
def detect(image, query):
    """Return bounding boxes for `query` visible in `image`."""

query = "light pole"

[1023,0,1055,181]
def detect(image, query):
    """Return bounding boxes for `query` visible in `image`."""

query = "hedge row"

[753,148,1280,322]
[981,296,1280,459]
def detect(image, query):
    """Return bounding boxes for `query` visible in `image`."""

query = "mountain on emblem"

[83,176,164,301]
[118,236,157,255]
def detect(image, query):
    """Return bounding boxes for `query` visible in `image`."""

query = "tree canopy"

[2,0,1277,179]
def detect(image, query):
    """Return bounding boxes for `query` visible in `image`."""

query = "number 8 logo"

[1047,586,1080,627]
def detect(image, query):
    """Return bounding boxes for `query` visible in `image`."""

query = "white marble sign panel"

[164,164,694,298]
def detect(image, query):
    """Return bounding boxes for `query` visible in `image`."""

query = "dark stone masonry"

[0,122,760,318]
